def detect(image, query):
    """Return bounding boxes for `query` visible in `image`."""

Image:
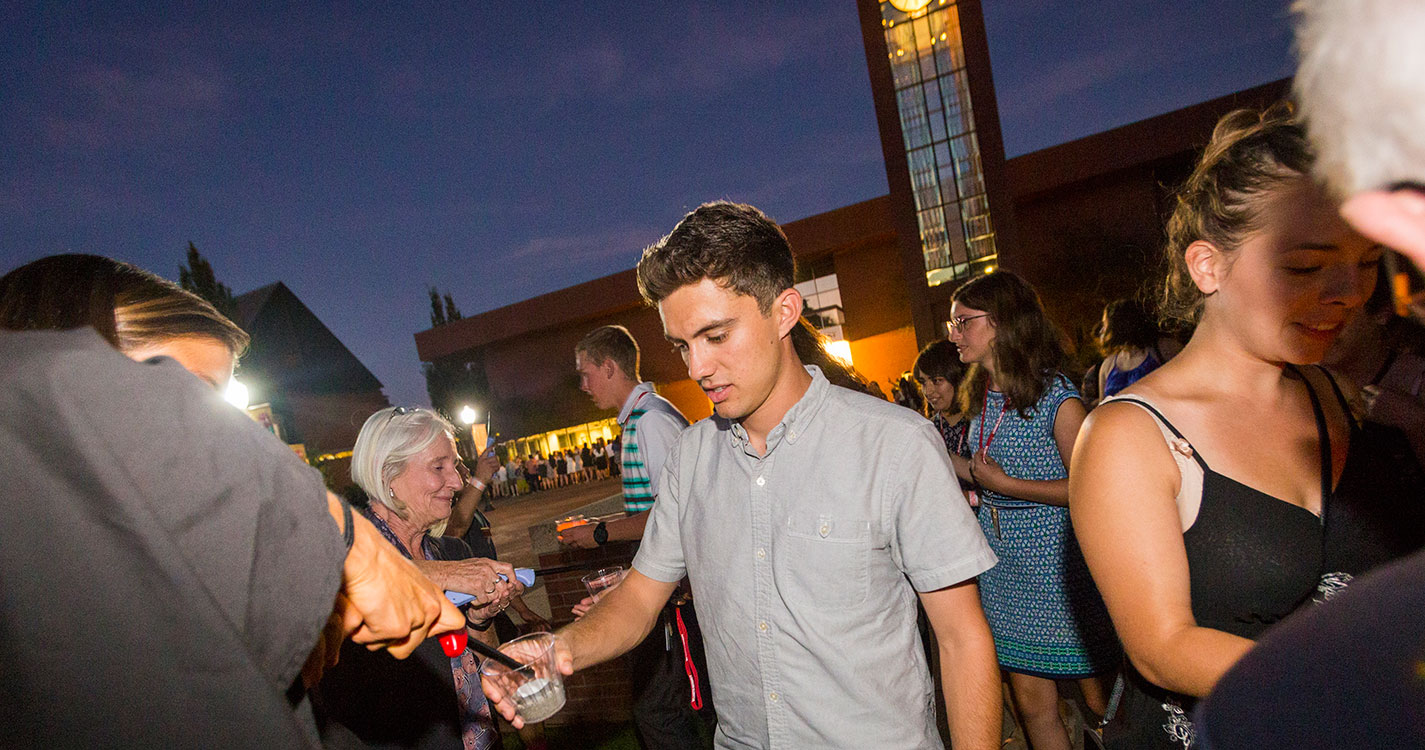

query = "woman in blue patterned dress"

[947,271,1119,750]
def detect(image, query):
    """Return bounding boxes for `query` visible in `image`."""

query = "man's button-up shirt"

[634,366,996,749]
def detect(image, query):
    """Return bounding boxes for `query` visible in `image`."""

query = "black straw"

[467,634,524,670]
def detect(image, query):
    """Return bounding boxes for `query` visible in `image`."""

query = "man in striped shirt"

[566,324,713,748]
[567,324,689,544]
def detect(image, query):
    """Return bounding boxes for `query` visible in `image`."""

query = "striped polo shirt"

[617,382,689,513]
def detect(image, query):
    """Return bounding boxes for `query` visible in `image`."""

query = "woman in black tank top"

[1067,106,1410,750]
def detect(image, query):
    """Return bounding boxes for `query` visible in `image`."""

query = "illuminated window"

[795,257,844,341]
[880,0,997,286]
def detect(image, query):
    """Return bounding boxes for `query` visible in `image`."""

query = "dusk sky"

[1,1,1294,408]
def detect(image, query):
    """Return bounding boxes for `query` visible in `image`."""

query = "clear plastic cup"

[580,566,626,599]
[479,632,566,724]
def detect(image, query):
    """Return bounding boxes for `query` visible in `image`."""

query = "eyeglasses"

[948,314,989,332]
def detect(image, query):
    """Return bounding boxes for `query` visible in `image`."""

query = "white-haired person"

[313,406,521,750]
[0,254,464,746]
[1295,0,1425,273]
[1190,4,1425,748]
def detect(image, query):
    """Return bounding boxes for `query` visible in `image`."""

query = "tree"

[429,287,446,327]
[422,288,484,419]
[179,242,238,320]
[443,292,461,324]
[428,286,463,328]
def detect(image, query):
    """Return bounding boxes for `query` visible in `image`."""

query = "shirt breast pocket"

[780,513,873,607]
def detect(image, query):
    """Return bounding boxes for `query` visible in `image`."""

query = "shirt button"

[756,548,766,559]
[756,476,766,486]
[758,621,768,632]
[769,692,779,702]
[819,523,830,537]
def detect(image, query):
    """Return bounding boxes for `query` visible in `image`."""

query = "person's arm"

[327,493,467,655]
[412,557,520,612]
[508,596,551,633]
[304,493,469,685]
[602,511,650,541]
[483,569,676,728]
[560,510,651,548]
[446,450,499,539]
[920,581,1001,750]
[948,452,974,483]
[969,397,1086,506]
[1069,403,1253,697]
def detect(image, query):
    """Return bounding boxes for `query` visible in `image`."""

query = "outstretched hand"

[336,503,467,658]
[480,635,575,728]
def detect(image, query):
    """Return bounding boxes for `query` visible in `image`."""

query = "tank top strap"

[1103,395,1211,472]
[1288,365,1336,510]
[1314,364,1359,428]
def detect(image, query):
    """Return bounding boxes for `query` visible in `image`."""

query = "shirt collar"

[617,381,657,425]
[728,365,829,453]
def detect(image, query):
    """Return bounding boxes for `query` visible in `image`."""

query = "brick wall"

[538,540,640,726]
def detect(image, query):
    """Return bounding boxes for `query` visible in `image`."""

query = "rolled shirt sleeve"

[891,421,998,592]
[632,439,688,583]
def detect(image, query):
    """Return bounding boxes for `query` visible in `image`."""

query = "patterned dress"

[367,511,501,750]
[931,412,970,459]
[968,374,1119,677]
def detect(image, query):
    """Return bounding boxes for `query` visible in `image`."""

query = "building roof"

[1005,78,1291,200]
[234,282,385,396]
[414,196,896,363]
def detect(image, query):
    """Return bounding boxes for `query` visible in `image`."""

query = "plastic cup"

[580,566,626,599]
[479,632,566,724]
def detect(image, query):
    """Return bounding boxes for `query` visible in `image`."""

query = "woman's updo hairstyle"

[1160,103,1314,327]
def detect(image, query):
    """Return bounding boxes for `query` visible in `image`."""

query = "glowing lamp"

[224,378,250,410]
[826,339,854,367]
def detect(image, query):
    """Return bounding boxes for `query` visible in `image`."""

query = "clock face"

[888,0,933,13]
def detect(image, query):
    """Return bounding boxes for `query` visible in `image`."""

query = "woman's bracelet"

[469,616,494,632]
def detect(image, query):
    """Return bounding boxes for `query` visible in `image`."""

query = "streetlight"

[458,405,477,425]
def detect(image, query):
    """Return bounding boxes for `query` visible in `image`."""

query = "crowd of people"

[500,440,619,496]
[4,2,1425,748]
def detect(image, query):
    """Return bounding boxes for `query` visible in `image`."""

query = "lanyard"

[977,387,1007,457]
[675,605,703,710]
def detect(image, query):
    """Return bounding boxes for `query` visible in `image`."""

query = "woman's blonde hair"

[1160,105,1313,328]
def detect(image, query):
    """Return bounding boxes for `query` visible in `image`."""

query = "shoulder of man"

[821,382,933,436]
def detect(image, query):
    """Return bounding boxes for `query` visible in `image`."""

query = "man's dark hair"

[637,201,795,312]
[576,325,640,381]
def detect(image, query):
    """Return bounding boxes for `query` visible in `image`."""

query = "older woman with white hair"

[315,406,519,750]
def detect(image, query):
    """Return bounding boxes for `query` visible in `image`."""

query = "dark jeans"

[627,599,717,750]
